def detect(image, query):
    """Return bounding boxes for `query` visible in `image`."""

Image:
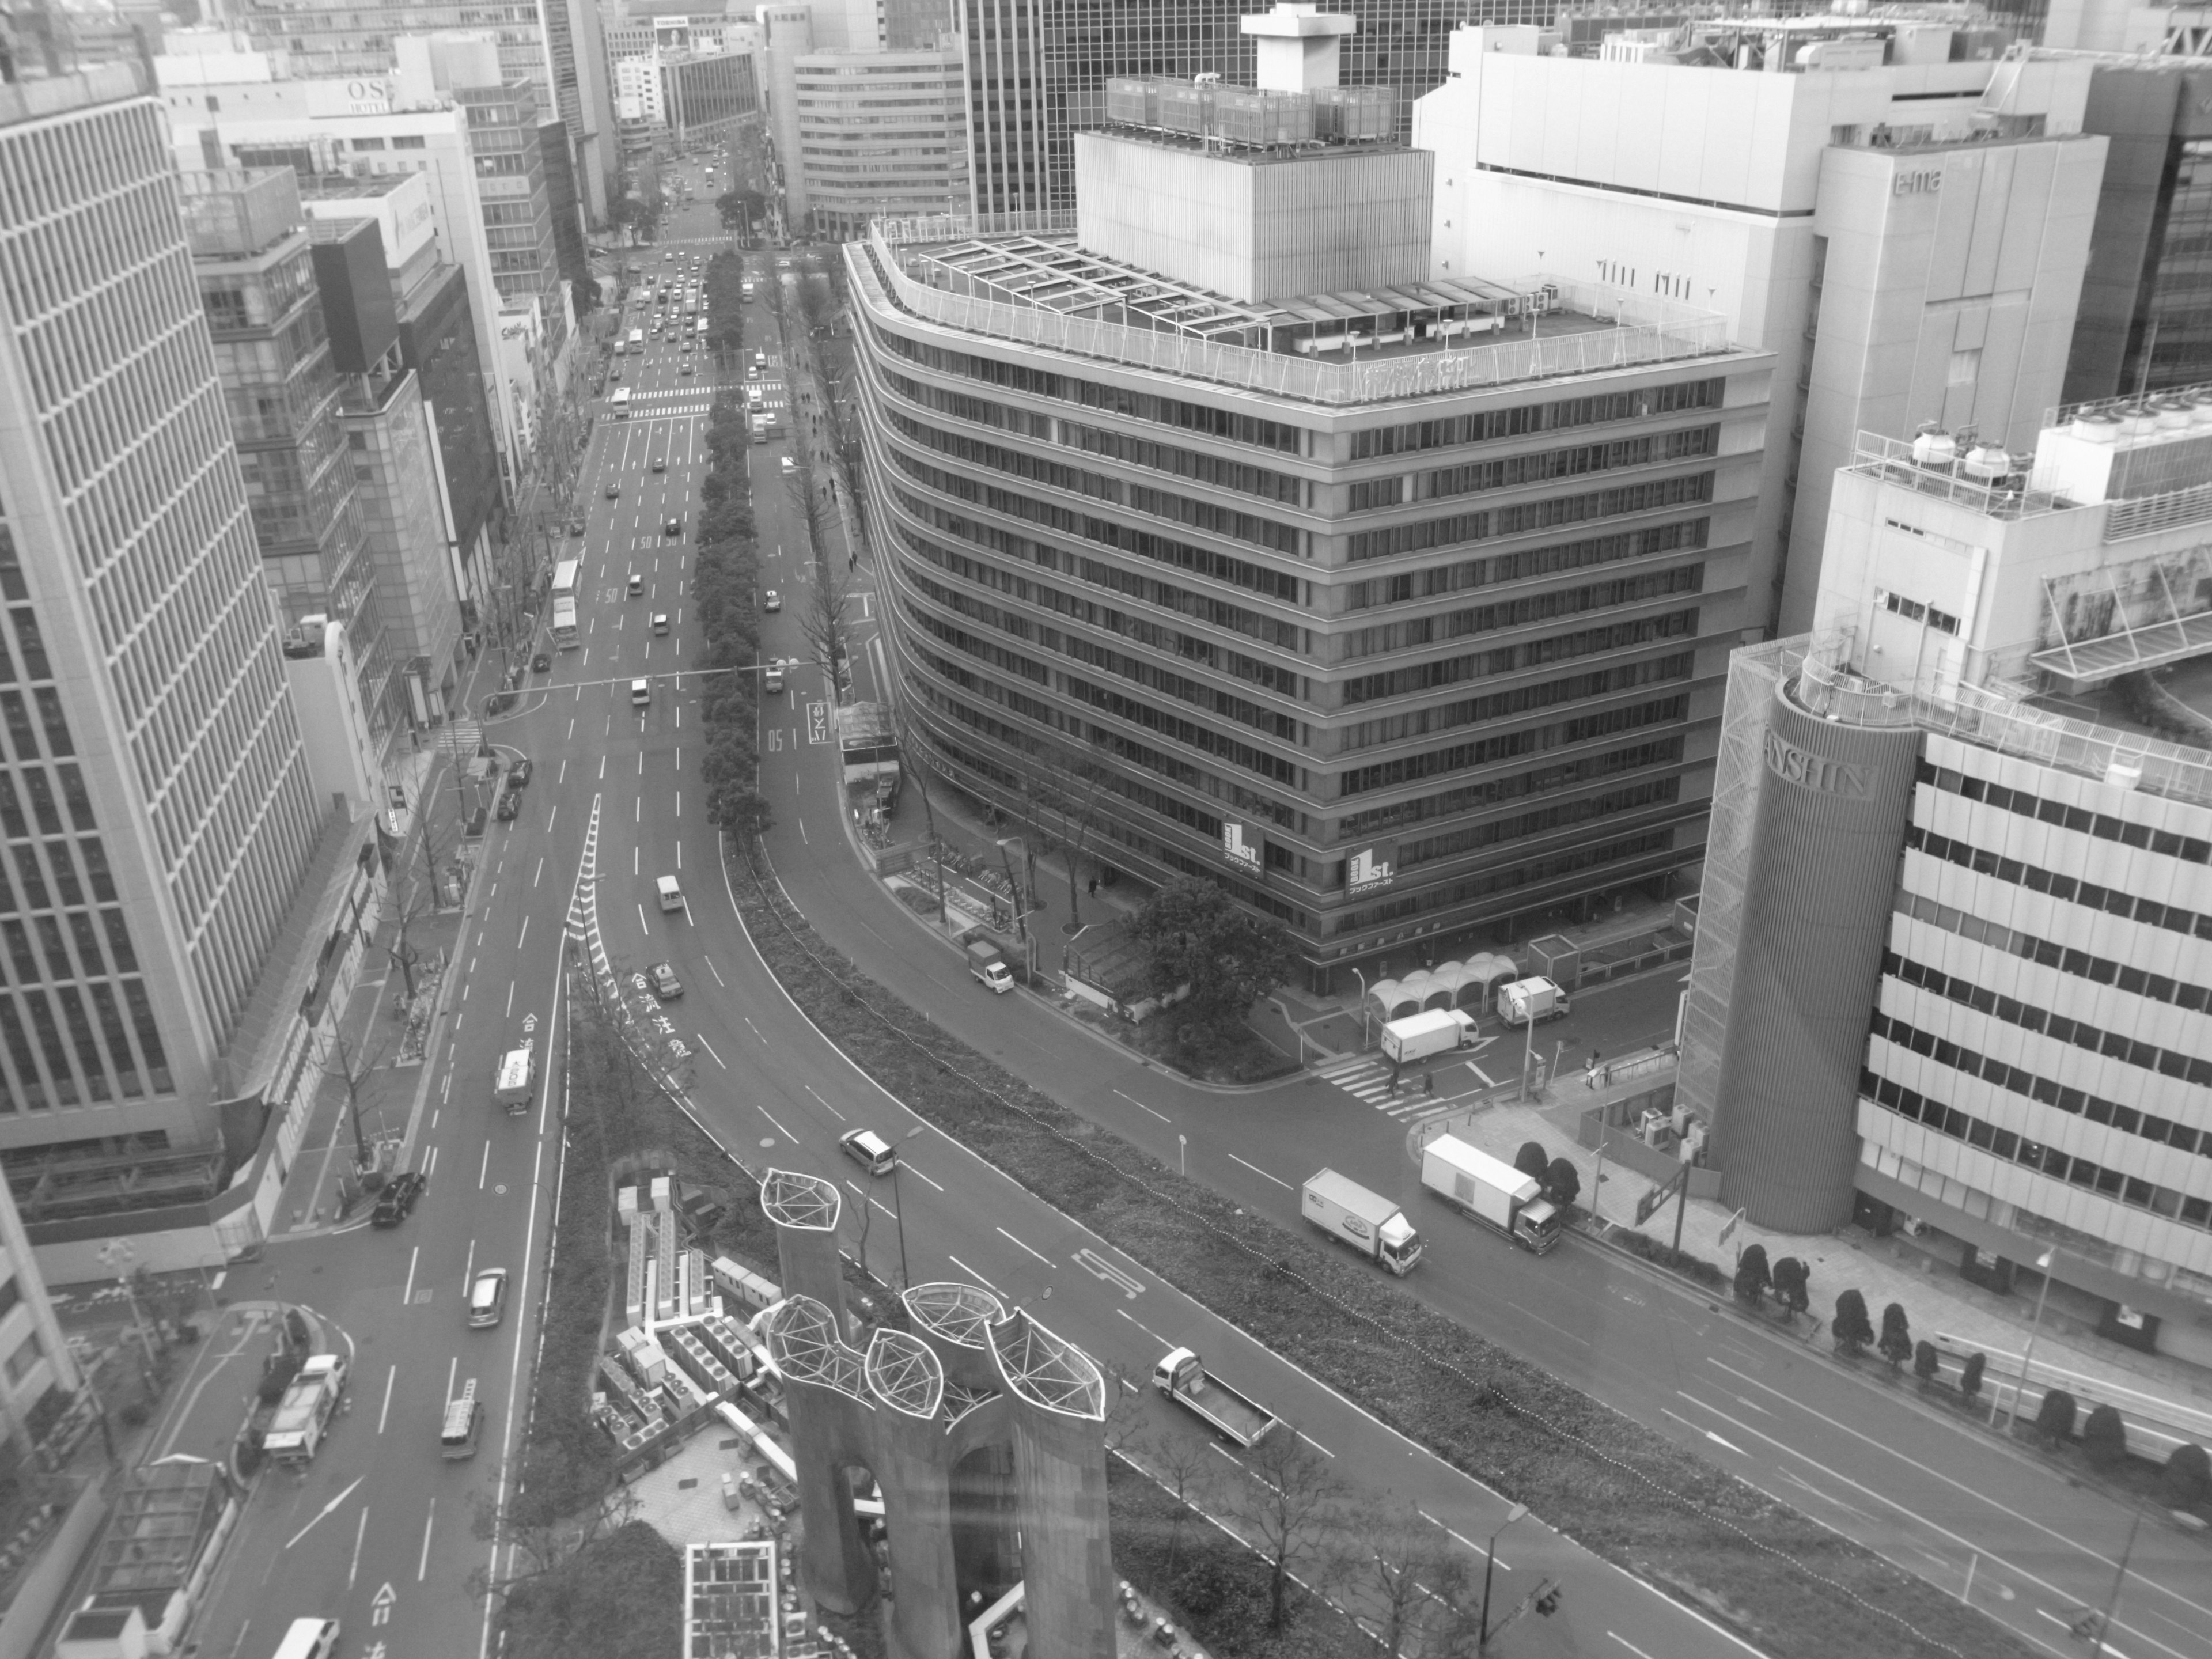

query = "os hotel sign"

[307,78,395,117]
[1763,730,1869,798]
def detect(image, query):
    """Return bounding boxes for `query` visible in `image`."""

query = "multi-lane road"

[186,156,2209,1659]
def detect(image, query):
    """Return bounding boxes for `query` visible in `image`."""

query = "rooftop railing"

[853,223,1741,407]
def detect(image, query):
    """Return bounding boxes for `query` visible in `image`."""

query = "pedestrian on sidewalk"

[1585,1048,1602,1090]
[1086,876,1097,898]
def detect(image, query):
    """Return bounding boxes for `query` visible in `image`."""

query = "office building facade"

[853,61,1773,987]
[1416,22,2103,641]
[1680,397,2212,1365]
[0,69,325,1161]
[794,48,969,237]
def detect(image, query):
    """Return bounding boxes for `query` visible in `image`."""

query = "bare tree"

[1145,1432,1217,1587]
[1033,747,1109,928]
[1228,1425,1346,1633]
[313,1021,385,1175]
[797,551,857,700]
[886,700,947,923]
[467,1446,641,1607]
[1339,1503,1480,1658]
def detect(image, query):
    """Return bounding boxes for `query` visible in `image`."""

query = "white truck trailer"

[1379,1009,1475,1067]
[1495,976,1571,1027]
[1301,1170,1422,1275]
[1420,1134,1562,1255]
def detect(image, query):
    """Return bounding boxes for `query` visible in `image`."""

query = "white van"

[494,1041,534,1113]
[270,1618,342,1659]
[657,874,684,912]
[441,1382,483,1460]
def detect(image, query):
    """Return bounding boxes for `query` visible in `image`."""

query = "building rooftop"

[858,222,1738,408]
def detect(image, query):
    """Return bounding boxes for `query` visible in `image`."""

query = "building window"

[3,1329,43,1386]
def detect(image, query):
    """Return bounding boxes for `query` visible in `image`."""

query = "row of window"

[1396,774,1684,872]
[1334,564,1705,663]
[1333,651,1698,763]
[0,975,172,1111]
[1341,698,1687,798]
[1886,945,2212,1087]
[1334,827,1683,937]
[1344,520,1708,613]
[1897,884,2212,1014]
[870,317,1305,453]
[1906,823,2212,943]
[1869,1005,2211,1156]
[1916,756,2212,863]
[1340,607,1701,707]
[1345,472,1716,563]
[1347,425,1717,511]
[1347,379,1728,460]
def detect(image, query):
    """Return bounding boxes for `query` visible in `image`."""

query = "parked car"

[763,590,781,613]
[467,1268,509,1329]
[370,1171,426,1228]
[505,758,533,790]
[568,520,585,536]
[532,652,550,673]
[780,456,796,474]
[495,790,520,823]
[648,962,684,1000]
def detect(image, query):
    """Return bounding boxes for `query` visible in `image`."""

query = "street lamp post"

[1478,1503,1530,1651]
[2086,1502,2146,1659]
[888,1125,927,1290]
[1350,966,1372,1049]
[1995,1247,2058,1434]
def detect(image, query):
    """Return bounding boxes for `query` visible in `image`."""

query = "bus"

[494,1040,535,1112]
[552,594,579,650]
[551,558,580,601]
[611,386,632,419]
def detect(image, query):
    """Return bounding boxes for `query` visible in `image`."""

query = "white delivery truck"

[965,937,1013,993]
[1495,976,1571,1027]
[263,1353,349,1463]
[494,1040,535,1113]
[1421,1134,1561,1254]
[1380,1008,1476,1067]
[1301,1170,1422,1275]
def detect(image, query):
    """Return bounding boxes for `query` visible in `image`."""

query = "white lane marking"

[1228,1153,1293,1191]
[804,1084,846,1122]
[1112,1088,1171,1124]
[479,1139,491,1190]
[695,1036,726,1069]
[378,1365,396,1434]
[997,1226,1052,1267]
[947,1254,999,1293]
[402,1245,420,1308]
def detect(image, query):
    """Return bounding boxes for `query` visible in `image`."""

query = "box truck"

[965,937,1013,993]
[1380,1009,1475,1066]
[1495,976,1571,1027]
[1420,1134,1562,1255]
[1152,1348,1278,1446]
[1301,1170,1422,1275]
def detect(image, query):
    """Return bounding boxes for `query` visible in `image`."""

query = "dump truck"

[965,936,1013,993]
[1153,1347,1278,1447]
[1380,1009,1475,1066]
[263,1353,349,1463]
[1419,1134,1562,1255]
[1301,1170,1422,1275]
[1495,976,1571,1027]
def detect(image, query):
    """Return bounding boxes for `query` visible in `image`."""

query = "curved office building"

[845,97,1773,987]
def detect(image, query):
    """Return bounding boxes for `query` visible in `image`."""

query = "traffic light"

[1534,1583,1563,1618]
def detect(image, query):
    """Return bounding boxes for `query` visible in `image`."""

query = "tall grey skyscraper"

[0,66,324,1158]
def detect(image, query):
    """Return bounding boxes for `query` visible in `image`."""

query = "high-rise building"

[0,1175,76,1461]
[853,43,1774,988]
[957,0,1556,217]
[181,168,405,751]
[1416,20,2102,641]
[230,0,618,230]
[1678,396,2212,1368]
[792,47,969,237]
[0,67,325,1159]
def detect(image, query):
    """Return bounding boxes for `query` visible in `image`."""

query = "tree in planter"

[1877,1302,1914,1372]
[2082,1403,2130,1474]
[1733,1243,1771,1308]
[1514,1141,1550,1183]
[2160,1442,2209,1509]
[1913,1340,1942,1386]
[1339,1503,1478,1659]
[2034,1387,2078,1448]
[1225,1422,1344,1633]
[1771,1256,1810,1319]
[1832,1288,1874,1357]
[1543,1156,1581,1211]
[1959,1351,1986,1406]
[1128,877,1300,1046]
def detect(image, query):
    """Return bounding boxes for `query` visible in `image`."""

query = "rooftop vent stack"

[1241,2,1359,93]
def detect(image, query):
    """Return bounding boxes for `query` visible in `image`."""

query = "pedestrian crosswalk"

[437,719,483,759]
[1313,1038,1503,1122]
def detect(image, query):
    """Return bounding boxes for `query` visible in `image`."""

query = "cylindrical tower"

[987,1310,1114,1659]
[904,1283,1017,1594]
[1710,677,1921,1229]
[761,1167,849,1320]
[865,1330,964,1659]
[760,1292,875,1612]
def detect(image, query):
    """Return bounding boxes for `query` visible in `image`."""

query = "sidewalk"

[1418,1078,2212,1423]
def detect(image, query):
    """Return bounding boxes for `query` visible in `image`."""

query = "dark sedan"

[370,1170,426,1228]
[505,757,533,790]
